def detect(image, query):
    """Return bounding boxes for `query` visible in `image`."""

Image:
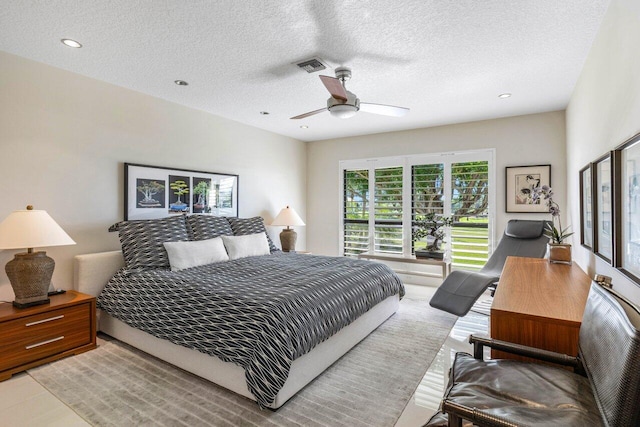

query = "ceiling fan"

[290,67,410,120]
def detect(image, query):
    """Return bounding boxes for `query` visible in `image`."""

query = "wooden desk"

[358,253,451,279]
[490,256,591,362]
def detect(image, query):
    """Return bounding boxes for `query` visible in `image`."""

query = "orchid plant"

[531,185,574,244]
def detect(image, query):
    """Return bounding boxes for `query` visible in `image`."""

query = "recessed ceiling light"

[260,111,270,115]
[498,93,512,99]
[300,125,308,129]
[61,38,82,48]
[174,80,189,86]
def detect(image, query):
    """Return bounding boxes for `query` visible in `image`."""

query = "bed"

[74,215,403,409]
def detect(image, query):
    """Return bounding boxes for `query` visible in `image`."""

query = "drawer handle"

[26,336,65,350]
[26,315,64,327]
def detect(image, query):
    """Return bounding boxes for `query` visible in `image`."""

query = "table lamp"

[0,206,76,308]
[271,206,305,252]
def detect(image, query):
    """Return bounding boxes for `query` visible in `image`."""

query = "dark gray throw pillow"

[185,214,234,241]
[111,215,189,270]
[227,216,278,253]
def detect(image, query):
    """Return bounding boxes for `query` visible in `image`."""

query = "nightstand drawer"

[0,303,91,371]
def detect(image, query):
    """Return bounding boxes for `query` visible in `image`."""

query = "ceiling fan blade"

[290,107,327,120]
[359,102,409,117]
[319,75,348,101]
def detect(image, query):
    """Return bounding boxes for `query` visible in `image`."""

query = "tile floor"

[0,372,89,426]
[395,284,490,426]
[0,284,489,427]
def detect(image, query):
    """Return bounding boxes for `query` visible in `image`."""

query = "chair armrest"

[469,335,581,368]
[442,400,522,427]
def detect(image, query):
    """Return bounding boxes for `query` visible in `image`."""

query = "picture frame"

[505,164,551,213]
[579,163,594,250]
[124,163,238,220]
[594,153,613,263]
[614,132,640,284]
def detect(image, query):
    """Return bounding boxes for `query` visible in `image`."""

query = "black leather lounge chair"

[429,219,549,317]
[425,282,640,426]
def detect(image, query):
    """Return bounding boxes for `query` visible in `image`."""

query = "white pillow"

[221,233,270,260]
[163,237,229,271]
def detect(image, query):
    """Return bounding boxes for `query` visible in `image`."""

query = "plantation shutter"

[450,161,490,270]
[374,167,403,254]
[411,164,445,253]
[343,169,369,256]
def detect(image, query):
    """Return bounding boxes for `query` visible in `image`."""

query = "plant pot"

[548,243,572,265]
[415,249,444,260]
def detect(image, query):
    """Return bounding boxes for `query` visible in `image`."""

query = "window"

[374,167,403,253]
[450,161,490,270]
[343,169,369,256]
[340,150,494,270]
[412,163,445,217]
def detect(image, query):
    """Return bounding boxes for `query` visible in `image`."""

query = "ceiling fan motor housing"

[327,91,360,118]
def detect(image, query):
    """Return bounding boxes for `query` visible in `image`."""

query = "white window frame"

[339,148,496,257]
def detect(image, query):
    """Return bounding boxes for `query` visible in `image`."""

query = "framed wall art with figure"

[505,164,551,213]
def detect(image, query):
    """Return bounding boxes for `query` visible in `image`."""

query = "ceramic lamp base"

[280,228,298,252]
[6,251,53,308]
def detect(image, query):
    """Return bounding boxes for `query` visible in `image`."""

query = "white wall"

[566,0,640,304]
[0,51,306,300]
[306,111,567,257]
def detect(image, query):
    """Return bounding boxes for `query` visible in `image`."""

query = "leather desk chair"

[426,282,640,427]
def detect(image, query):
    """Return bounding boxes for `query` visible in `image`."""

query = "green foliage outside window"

[344,160,490,268]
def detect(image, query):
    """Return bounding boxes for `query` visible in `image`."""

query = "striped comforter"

[97,252,404,408]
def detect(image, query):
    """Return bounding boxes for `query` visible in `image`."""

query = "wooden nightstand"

[0,290,96,381]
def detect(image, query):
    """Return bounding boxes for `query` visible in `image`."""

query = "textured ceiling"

[0,0,610,142]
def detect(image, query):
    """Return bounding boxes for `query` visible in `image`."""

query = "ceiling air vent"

[295,57,327,73]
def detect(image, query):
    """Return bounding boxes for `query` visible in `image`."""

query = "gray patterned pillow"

[113,215,189,270]
[227,216,279,252]
[185,215,234,241]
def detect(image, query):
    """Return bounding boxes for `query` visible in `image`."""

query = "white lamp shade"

[0,209,76,250]
[271,206,305,227]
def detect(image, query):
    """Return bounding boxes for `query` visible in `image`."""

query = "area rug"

[28,298,456,427]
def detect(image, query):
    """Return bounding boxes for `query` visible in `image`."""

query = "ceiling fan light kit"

[291,66,409,120]
[329,104,358,119]
[328,92,359,119]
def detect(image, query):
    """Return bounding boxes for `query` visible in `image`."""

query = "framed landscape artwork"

[579,164,594,249]
[505,164,551,213]
[594,154,613,262]
[616,133,640,282]
[124,163,238,220]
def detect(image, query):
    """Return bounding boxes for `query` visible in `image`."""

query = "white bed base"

[74,251,400,409]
